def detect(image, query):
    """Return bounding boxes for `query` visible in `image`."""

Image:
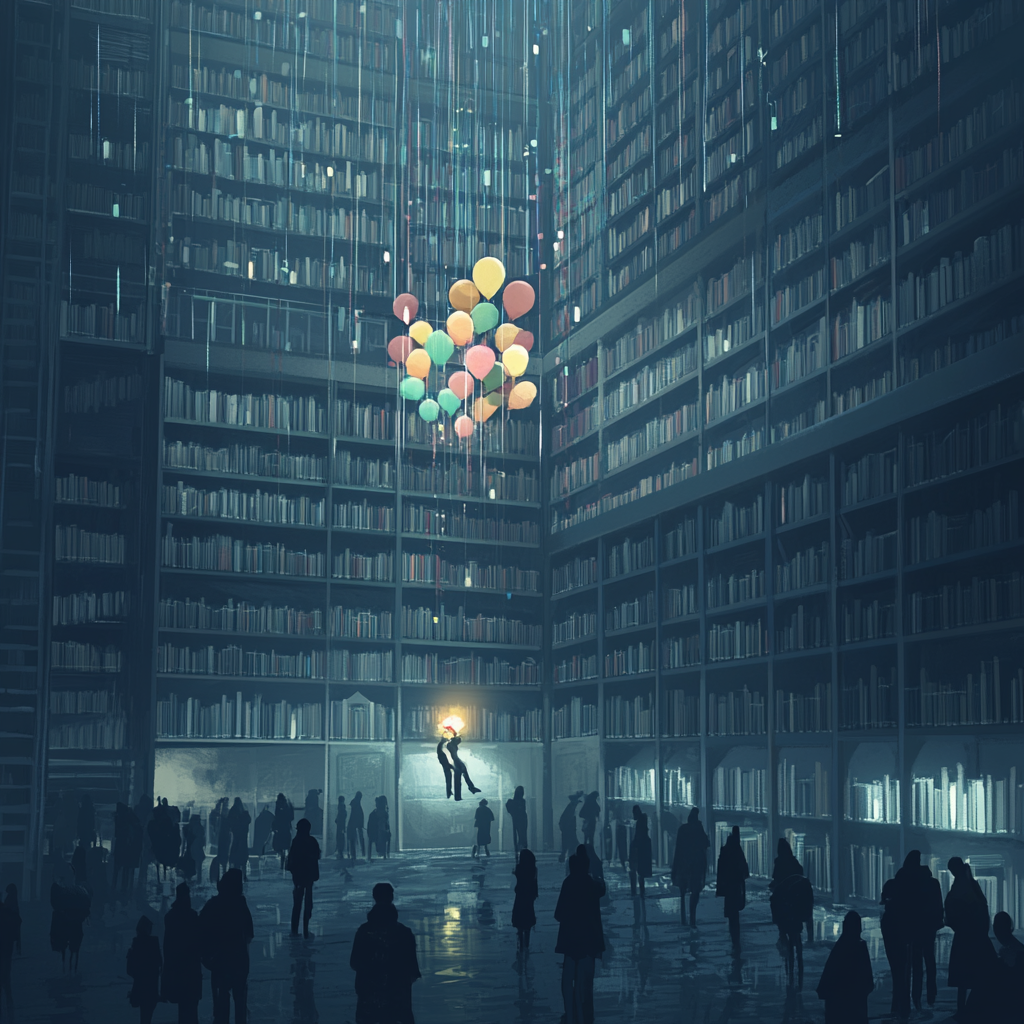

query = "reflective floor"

[9,851,960,1023]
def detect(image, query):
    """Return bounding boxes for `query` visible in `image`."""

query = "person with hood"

[879,876,910,1019]
[554,850,606,1024]
[148,800,180,882]
[472,799,494,858]
[287,818,321,938]
[86,841,110,914]
[251,804,274,859]
[183,814,206,887]
[437,730,455,799]
[347,792,365,862]
[892,849,944,1011]
[126,915,162,1024]
[558,793,582,863]
[672,807,710,927]
[350,882,421,1024]
[771,867,814,989]
[446,733,480,801]
[272,793,294,870]
[226,798,251,876]
[199,868,253,1024]
[162,883,202,1024]
[505,785,529,857]
[303,790,323,837]
[945,856,997,1018]
[512,849,538,959]
[0,884,22,1022]
[578,792,600,846]
[816,910,874,1023]
[628,804,652,899]
[716,825,750,953]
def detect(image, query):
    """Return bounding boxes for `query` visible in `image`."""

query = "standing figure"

[287,819,321,938]
[816,910,874,1024]
[472,799,494,858]
[272,794,294,870]
[716,826,750,953]
[335,796,347,861]
[376,797,391,859]
[200,868,254,1024]
[945,856,996,1018]
[226,798,251,876]
[628,805,652,899]
[558,793,582,863]
[0,884,22,1022]
[578,792,600,846]
[554,851,606,1024]
[446,733,480,801]
[113,801,140,895]
[350,883,421,1024]
[251,804,274,859]
[880,877,910,1019]
[162,883,202,1024]
[366,801,380,862]
[126,916,161,1024]
[672,807,709,927]
[505,785,529,856]
[303,790,323,838]
[437,732,454,799]
[347,792,365,862]
[512,849,538,959]
[49,873,90,971]
[185,814,206,887]
[770,838,805,940]
[86,841,110,914]
[76,793,96,849]
[897,850,943,1011]
[993,912,1024,1018]
[771,870,814,989]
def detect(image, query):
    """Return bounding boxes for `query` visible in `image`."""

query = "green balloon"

[424,330,454,367]
[437,388,461,416]
[471,302,499,334]
[418,398,440,422]
[482,364,505,393]
[399,377,425,401]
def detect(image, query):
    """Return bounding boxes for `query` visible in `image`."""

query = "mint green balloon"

[424,330,454,367]
[399,377,425,401]
[437,388,461,416]
[418,398,440,422]
[471,302,499,334]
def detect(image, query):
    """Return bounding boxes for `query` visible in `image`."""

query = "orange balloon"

[405,348,432,378]
[473,397,499,422]
[508,381,537,410]
[409,320,432,345]
[494,323,521,352]
[446,310,474,346]
[449,279,480,313]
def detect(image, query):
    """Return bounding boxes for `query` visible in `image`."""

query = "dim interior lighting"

[383,250,391,263]
[530,139,537,148]
[432,616,439,624]
[440,714,465,735]
[533,43,539,55]
[488,487,496,500]
[327,165,334,177]
[540,263,547,269]
[254,10,261,19]
[553,241,559,251]
[247,261,254,279]
[574,305,581,322]
[464,574,472,587]
[289,270,297,285]
[557,230,564,239]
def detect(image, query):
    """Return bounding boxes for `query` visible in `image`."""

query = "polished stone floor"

[9,851,962,1023]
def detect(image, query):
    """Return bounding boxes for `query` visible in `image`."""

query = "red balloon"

[502,280,535,320]
[516,331,534,352]
[465,345,496,380]
[447,370,474,400]
[387,335,414,364]
[392,293,419,324]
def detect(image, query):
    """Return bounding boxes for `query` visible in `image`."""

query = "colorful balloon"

[472,257,506,299]
[501,343,529,378]
[387,335,414,364]
[449,279,480,312]
[418,399,440,422]
[454,414,475,438]
[515,330,534,353]
[485,390,503,407]
[502,280,535,319]
[473,396,499,422]
[471,302,499,334]
[392,293,419,324]
[424,330,454,367]
[405,348,432,378]
[447,370,474,400]
[399,376,425,400]
[464,345,496,380]
[508,381,537,410]
[494,323,520,352]
[446,310,474,346]
[409,320,432,345]
[482,364,506,394]
[437,388,461,416]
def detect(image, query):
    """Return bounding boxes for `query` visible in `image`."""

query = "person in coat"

[554,851,606,1024]
[226,798,251,876]
[347,792,365,862]
[251,805,274,859]
[335,796,347,861]
[993,911,1024,1019]
[209,798,230,884]
[199,868,253,1024]
[377,797,391,859]
[816,910,874,1023]
[126,915,162,1024]
[113,801,141,896]
[183,814,206,887]
[628,804,652,899]
[148,800,180,882]
[771,870,814,989]
[303,790,323,837]
[162,883,202,1024]
[472,799,494,858]
[945,856,997,1017]
[350,882,421,1024]
[0,883,22,1022]
[893,849,944,1011]
[558,793,582,863]
[446,733,480,801]
[49,872,90,971]
[672,807,710,927]
[272,794,294,870]
[436,732,454,799]
[512,849,538,958]
[578,792,600,846]
[287,818,321,938]
[716,825,749,953]
[366,801,381,862]
[505,785,528,856]
[879,876,910,1019]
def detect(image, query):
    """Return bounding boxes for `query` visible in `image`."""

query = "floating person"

[162,882,202,1024]
[579,792,600,846]
[628,804,652,900]
[512,849,538,960]
[558,793,582,863]
[446,732,480,801]
[0,884,22,1022]
[437,729,455,799]
[505,785,528,857]
[347,792,365,862]
[287,819,321,939]
[126,915,162,1024]
[554,850,606,1024]
[272,793,294,870]
[945,856,997,1018]
[716,826,749,954]
[472,799,494,858]
[350,883,421,1024]
[816,910,874,1024]
[199,868,253,1024]
[672,807,710,928]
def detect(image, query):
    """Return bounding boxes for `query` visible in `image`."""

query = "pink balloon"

[392,293,419,324]
[502,280,536,320]
[454,414,475,439]
[387,335,414,364]
[464,344,496,380]
[516,330,534,352]
[447,370,474,400]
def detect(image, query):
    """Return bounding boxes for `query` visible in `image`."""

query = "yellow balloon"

[446,310,474,347]
[472,257,506,300]
[494,323,521,352]
[448,279,480,313]
[409,320,432,345]
[405,348,432,378]
[501,343,529,378]
[508,381,537,410]
[473,396,499,422]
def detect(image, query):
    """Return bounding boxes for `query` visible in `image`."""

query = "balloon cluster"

[388,258,537,439]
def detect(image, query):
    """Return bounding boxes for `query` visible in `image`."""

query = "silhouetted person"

[554,851,606,1024]
[127,915,161,1024]
[226,798,251,876]
[272,793,294,869]
[350,882,421,1024]
[628,804,652,899]
[472,799,494,858]
[200,868,253,1024]
[376,797,391,859]
[0,884,21,1021]
[252,804,274,858]
[446,733,480,801]
[288,818,321,938]
[579,792,600,846]
[945,856,996,1018]
[770,838,804,937]
[672,807,709,927]
[614,816,628,870]
[163,882,202,1024]
[436,732,454,799]
[49,872,90,971]
[580,842,605,887]
[77,792,96,848]
[71,841,88,887]
[771,869,814,989]
[895,849,943,1011]
[303,789,323,837]
[716,826,749,953]
[149,799,180,882]
[211,797,231,884]
[879,876,910,1019]
[114,801,141,895]
[183,815,205,885]
[335,795,347,860]
[366,801,381,861]
[512,849,538,958]
[816,910,874,1023]
[505,785,528,855]
[993,911,1024,1019]
[348,792,365,861]
[558,793,581,863]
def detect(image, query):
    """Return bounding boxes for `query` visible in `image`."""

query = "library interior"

[1,0,1022,1021]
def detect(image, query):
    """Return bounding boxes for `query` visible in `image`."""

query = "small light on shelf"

[557,230,564,239]
[247,261,254,279]
[327,165,334,177]
[533,43,539,54]
[383,251,391,263]
[574,306,581,322]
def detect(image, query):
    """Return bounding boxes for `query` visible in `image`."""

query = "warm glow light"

[440,714,465,735]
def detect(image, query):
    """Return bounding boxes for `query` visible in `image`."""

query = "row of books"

[604,694,655,739]
[663,770,699,808]
[553,612,597,645]
[403,705,543,743]
[50,642,122,674]
[707,569,765,609]
[713,766,768,814]
[777,758,830,818]
[400,605,542,646]
[785,829,832,892]
[49,719,127,750]
[52,590,128,625]
[163,439,327,484]
[606,535,657,579]
[163,377,327,434]
[54,474,127,508]
[156,693,323,740]
[400,554,540,593]
[906,492,1019,565]
[707,618,767,662]
[551,698,599,739]
[158,598,324,636]
[400,506,540,545]
[399,653,540,687]
[776,542,829,593]
[156,643,324,679]
[162,482,326,526]
[776,685,833,733]
[162,527,327,577]
[910,765,1021,835]
[906,661,1024,727]
[55,526,126,565]
[844,774,901,824]
[607,593,656,631]
[908,572,1023,634]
